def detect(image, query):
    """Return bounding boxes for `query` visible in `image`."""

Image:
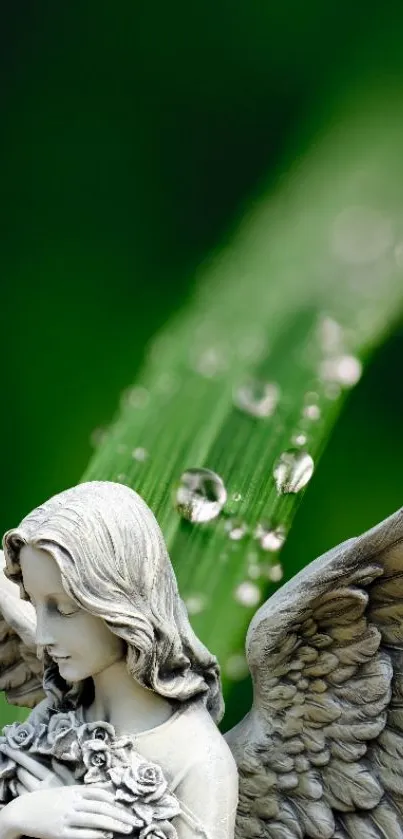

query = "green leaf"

[83,88,403,706]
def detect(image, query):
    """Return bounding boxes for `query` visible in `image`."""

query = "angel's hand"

[3,784,137,839]
[0,745,74,794]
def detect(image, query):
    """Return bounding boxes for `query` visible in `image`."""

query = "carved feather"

[225,508,403,839]
[0,550,44,708]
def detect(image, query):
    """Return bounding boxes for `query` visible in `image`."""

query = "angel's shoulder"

[135,699,237,782]
[173,700,236,767]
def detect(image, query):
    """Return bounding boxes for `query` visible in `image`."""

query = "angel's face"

[19,545,125,682]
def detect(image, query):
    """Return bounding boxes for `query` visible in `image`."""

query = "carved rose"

[47,712,77,743]
[82,740,112,784]
[111,762,168,804]
[78,720,116,745]
[33,712,80,762]
[109,762,180,827]
[3,722,36,750]
[139,820,178,839]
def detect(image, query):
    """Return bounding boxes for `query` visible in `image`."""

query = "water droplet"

[116,473,128,483]
[121,386,150,410]
[225,519,248,540]
[224,491,244,517]
[258,561,284,582]
[117,443,128,454]
[154,372,180,396]
[185,594,207,615]
[303,404,321,421]
[234,581,261,607]
[175,468,227,523]
[318,317,344,353]
[247,564,261,580]
[131,447,149,462]
[90,427,109,448]
[225,653,249,681]
[268,563,284,582]
[233,379,279,418]
[291,432,307,447]
[255,523,286,551]
[273,450,314,494]
[324,383,341,400]
[193,347,228,378]
[331,206,393,264]
[304,390,319,403]
[319,355,362,387]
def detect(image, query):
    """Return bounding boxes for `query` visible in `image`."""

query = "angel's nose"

[35,607,55,646]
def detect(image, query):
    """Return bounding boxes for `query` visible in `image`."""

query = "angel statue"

[0,482,401,839]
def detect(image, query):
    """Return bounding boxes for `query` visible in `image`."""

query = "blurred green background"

[2,1,403,726]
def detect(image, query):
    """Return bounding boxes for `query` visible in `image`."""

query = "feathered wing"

[0,551,44,708]
[225,507,403,839]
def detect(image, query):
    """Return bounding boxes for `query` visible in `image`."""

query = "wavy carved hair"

[2,481,224,723]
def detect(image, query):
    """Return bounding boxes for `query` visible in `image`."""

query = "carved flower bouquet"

[0,712,180,839]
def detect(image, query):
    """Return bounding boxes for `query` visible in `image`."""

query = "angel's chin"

[55,658,83,681]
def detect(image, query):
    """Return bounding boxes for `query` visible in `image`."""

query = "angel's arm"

[173,748,238,839]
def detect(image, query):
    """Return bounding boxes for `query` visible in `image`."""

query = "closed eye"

[27,594,79,617]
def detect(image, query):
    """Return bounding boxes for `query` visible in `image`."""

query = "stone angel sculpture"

[0,482,401,839]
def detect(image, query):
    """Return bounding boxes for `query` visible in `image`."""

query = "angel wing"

[0,550,44,708]
[225,507,403,839]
